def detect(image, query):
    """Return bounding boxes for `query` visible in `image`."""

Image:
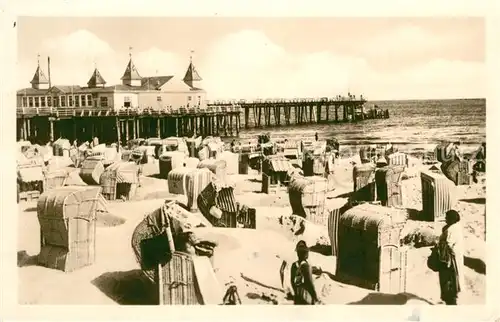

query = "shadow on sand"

[334,191,352,199]
[17,250,38,267]
[309,244,333,256]
[246,292,279,304]
[348,292,434,305]
[240,273,285,294]
[464,256,486,275]
[23,206,38,212]
[406,208,423,220]
[459,198,486,205]
[91,270,157,305]
[147,173,164,180]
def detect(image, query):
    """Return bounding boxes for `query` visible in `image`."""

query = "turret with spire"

[121,47,142,87]
[30,54,49,90]
[183,50,202,89]
[87,62,107,88]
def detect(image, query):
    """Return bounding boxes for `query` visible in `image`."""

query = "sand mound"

[96,211,126,227]
[401,224,439,248]
[189,226,370,304]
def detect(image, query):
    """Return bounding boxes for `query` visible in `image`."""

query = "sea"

[236,98,486,156]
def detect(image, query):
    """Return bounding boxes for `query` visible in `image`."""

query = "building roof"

[121,58,142,81]
[87,68,107,87]
[141,76,173,90]
[30,65,49,85]
[48,85,83,94]
[183,62,202,83]
[160,77,196,92]
[17,88,50,95]
[17,75,201,95]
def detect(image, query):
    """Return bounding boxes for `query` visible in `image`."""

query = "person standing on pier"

[315,132,319,142]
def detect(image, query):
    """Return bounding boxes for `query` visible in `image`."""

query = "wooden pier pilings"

[16,106,242,145]
[16,98,389,145]
[208,97,387,129]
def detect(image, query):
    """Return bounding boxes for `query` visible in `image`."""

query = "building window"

[157,96,162,102]
[60,96,65,107]
[47,97,52,107]
[69,95,73,107]
[198,96,201,105]
[34,96,40,107]
[187,96,192,101]
[75,95,80,107]
[41,96,46,107]
[22,97,27,107]
[87,94,92,106]
[124,96,131,108]
[81,95,86,107]
[28,97,33,107]
[100,97,108,108]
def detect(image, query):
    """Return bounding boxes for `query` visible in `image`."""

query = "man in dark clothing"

[315,132,319,142]
[290,240,320,305]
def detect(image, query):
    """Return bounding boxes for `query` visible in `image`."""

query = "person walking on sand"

[315,132,319,142]
[290,240,320,305]
[437,210,465,305]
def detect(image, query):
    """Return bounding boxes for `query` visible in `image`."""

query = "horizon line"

[366,97,486,102]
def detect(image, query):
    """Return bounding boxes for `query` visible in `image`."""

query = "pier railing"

[207,97,367,106]
[16,105,243,118]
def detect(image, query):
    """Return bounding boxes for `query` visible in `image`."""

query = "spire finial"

[37,53,40,66]
[129,46,133,59]
[190,50,194,63]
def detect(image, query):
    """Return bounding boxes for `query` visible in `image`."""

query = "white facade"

[137,90,206,110]
[18,55,209,110]
[32,83,49,90]
[113,92,139,110]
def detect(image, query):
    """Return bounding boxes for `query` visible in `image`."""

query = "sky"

[16,17,485,100]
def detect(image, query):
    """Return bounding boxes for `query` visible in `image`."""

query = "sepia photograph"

[13,15,486,307]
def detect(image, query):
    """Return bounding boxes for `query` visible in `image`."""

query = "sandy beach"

[17,152,486,305]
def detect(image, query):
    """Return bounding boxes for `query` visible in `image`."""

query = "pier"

[17,53,389,146]
[16,106,242,146]
[16,98,388,145]
[207,97,385,128]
